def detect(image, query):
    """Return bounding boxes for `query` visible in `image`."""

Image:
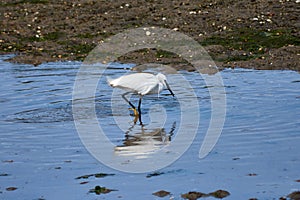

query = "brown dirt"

[0,0,299,71]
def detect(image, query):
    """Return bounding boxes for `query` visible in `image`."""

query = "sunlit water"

[0,54,299,199]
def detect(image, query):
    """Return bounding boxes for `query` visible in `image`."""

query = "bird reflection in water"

[114,122,176,158]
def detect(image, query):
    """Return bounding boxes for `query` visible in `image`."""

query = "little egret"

[108,73,174,124]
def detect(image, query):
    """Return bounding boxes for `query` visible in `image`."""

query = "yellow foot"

[133,115,138,124]
[129,108,139,116]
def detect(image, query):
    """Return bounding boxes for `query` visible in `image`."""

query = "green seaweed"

[76,31,114,39]
[202,28,300,62]
[75,173,115,179]
[156,49,176,58]
[43,32,65,41]
[203,29,299,50]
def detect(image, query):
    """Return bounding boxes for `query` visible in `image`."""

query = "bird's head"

[156,73,175,97]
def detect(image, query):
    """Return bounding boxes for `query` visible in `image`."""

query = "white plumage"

[108,73,172,96]
[107,72,174,124]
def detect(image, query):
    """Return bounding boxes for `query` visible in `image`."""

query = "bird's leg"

[138,96,142,125]
[133,115,139,124]
[130,107,139,117]
[122,92,139,116]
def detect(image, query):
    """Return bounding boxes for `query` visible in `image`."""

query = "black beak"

[165,80,175,97]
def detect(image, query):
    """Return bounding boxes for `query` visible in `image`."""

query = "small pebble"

[145,31,151,36]
[6,187,17,191]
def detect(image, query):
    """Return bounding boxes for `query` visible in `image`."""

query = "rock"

[208,189,230,198]
[152,190,171,197]
[288,191,300,200]
[181,191,206,200]
[89,185,117,195]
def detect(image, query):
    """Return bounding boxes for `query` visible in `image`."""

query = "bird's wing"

[109,73,158,95]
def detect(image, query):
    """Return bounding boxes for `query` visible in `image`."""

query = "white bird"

[108,73,174,124]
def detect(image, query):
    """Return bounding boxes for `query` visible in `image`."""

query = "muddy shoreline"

[0,0,299,71]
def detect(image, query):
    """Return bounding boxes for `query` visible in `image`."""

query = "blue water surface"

[0,54,299,199]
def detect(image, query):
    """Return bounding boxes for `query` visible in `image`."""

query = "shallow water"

[0,54,299,199]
